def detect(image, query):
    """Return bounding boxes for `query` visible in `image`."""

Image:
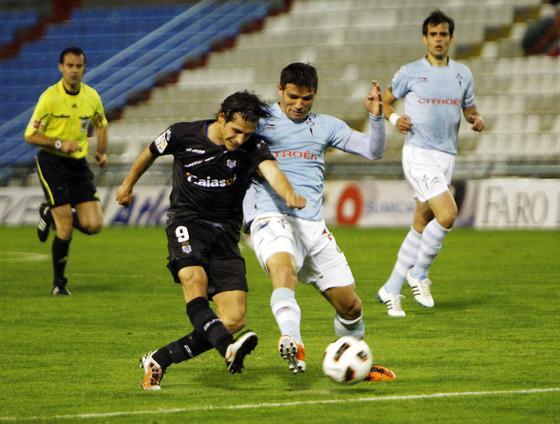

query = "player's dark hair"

[219,91,271,124]
[422,9,455,36]
[59,46,87,64]
[279,62,318,92]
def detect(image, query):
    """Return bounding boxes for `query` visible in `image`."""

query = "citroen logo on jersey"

[226,159,237,169]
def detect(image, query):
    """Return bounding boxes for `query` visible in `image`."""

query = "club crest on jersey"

[226,159,237,169]
[456,72,463,87]
[306,114,316,136]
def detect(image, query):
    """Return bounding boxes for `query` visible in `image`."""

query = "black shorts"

[35,150,99,207]
[166,218,247,299]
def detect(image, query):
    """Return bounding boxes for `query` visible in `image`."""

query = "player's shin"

[186,297,233,357]
[152,330,213,368]
[334,313,365,338]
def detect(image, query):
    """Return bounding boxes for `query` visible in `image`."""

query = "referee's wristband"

[389,113,401,127]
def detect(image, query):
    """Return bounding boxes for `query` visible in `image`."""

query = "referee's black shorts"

[35,150,99,207]
[166,217,248,299]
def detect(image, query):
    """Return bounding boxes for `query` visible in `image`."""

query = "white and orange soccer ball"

[322,336,373,384]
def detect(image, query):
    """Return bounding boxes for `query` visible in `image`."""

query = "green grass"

[0,226,559,423]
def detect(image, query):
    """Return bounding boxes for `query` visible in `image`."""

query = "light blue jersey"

[243,102,385,222]
[391,57,476,155]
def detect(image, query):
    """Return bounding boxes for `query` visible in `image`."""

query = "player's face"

[278,84,315,123]
[58,53,85,90]
[220,113,257,151]
[423,23,453,61]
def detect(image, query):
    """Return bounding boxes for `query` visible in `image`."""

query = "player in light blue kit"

[244,63,396,381]
[377,10,485,317]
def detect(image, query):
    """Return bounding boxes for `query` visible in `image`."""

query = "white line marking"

[0,251,48,262]
[0,387,558,422]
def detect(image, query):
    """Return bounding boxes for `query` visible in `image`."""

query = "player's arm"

[257,160,306,209]
[383,87,412,134]
[94,121,108,167]
[115,145,156,206]
[463,106,485,132]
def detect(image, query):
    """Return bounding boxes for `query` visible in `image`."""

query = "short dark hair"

[219,91,271,124]
[59,46,87,64]
[279,62,318,92]
[422,10,455,36]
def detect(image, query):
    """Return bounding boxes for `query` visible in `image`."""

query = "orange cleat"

[364,364,397,382]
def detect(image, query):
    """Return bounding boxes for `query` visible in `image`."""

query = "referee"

[24,46,109,295]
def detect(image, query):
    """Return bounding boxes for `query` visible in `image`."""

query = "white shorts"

[249,214,354,292]
[402,144,455,202]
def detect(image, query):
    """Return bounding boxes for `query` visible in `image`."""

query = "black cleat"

[37,203,53,243]
[52,277,71,296]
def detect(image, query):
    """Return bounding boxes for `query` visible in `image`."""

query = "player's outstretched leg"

[225,330,258,373]
[37,203,53,243]
[278,335,306,373]
[364,364,397,382]
[139,351,165,391]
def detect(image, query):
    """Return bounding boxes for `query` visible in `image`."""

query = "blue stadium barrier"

[0,0,282,166]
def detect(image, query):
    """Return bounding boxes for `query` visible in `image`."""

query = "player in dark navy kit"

[116,91,306,390]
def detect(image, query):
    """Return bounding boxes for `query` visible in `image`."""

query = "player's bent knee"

[221,315,246,333]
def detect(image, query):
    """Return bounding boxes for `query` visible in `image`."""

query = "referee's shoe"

[37,203,53,242]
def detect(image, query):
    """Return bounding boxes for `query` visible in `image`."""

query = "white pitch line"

[0,387,558,422]
[0,251,48,262]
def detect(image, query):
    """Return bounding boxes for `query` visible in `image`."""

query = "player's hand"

[60,140,82,154]
[470,115,485,132]
[285,192,306,209]
[95,152,108,167]
[396,115,413,134]
[115,185,134,206]
[365,80,383,117]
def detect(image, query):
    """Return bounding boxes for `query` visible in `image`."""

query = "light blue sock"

[411,219,450,279]
[383,227,422,294]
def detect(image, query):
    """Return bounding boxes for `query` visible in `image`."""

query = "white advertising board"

[474,179,560,229]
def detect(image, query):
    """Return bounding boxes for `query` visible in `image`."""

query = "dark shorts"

[35,150,99,207]
[166,217,247,299]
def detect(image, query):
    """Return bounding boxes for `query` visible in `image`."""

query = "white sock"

[383,227,422,294]
[270,287,302,343]
[334,313,365,338]
[411,219,450,278]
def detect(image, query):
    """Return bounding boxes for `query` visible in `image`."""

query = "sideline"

[1,387,558,422]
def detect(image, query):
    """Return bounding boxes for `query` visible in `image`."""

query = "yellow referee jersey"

[24,80,108,159]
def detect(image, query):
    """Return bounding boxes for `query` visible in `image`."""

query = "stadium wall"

[1,179,559,229]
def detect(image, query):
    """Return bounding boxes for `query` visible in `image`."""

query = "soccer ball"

[322,336,372,384]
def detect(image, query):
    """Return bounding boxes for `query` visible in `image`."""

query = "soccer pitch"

[1,226,558,423]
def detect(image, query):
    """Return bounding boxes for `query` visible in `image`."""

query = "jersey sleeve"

[24,91,50,138]
[92,91,108,129]
[462,67,476,109]
[390,65,410,99]
[324,115,353,150]
[252,138,275,165]
[149,125,177,156]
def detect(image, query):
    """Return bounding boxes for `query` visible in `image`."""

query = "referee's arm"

[94,124,108,167]
[24,131,82,154]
